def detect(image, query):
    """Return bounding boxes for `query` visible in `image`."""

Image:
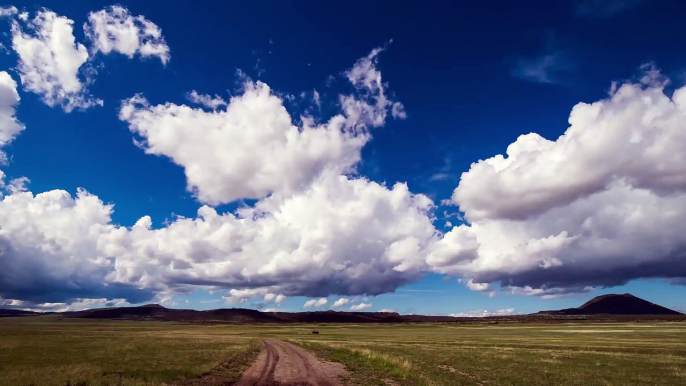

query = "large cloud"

[453,80,686,222]
[120,83,369,205]
[433,78,686,294]
[101,172,434,298]
[0,173,434,304]
[0,189,154,304]
[120,47,402,205]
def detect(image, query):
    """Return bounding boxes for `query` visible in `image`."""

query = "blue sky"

[0,0,685,316]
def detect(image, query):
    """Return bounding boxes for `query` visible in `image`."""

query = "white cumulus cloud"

[459,278,490,291]
[264,293,286,304]
[0,189,154,305]
[119,45,403,205]
[11,9,101,112]
[120,83,371,205]
[8,6,169,112]
[350,302,372,311]
[303,298,328,309]
[432,74,686,295]
[0,164,435,306]
[0,72,24,164]
[85,5,170,64]
[222,289,285,306]
[331,297,350,308]
[6,177,30,194]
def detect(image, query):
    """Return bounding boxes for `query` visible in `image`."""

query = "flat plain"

[1,316,685,386]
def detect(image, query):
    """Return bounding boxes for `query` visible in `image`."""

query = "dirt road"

[234,339,347,386]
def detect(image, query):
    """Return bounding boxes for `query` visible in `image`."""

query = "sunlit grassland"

[271,322,686,385]
[1,316,685,385]
[0,316,260,386]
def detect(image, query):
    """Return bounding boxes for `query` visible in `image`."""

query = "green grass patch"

[291,339,430,385]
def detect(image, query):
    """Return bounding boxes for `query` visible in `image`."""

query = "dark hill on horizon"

[62,304,458,323]
[1,293,681,323]
[2,303,460,323]
[538,293,682,316]
[0,309,43,317]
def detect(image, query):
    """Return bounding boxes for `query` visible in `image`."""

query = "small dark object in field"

[311,330,319,334]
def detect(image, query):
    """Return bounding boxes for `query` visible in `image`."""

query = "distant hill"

[0,309,42,317]
[61,304,280,323]
[61,304,461,323]
[3,303,460,323]
[2,293,681,322]
[538,293,682,315]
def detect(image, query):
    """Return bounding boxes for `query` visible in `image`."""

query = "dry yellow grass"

[1,317,685,385]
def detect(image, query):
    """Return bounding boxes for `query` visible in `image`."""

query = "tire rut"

[257,339,280,384]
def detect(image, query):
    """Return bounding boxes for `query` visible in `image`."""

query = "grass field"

[1,316,685,385]
[0,316,260,386]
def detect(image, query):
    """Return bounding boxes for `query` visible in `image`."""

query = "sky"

[0,0,685,316]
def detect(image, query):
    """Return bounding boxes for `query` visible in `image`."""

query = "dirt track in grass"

[234,339,348,386]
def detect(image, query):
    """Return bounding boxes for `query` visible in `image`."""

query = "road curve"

[234,339,347,386]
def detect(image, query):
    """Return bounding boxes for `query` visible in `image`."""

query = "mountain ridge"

[2,293,681,322]
[538,293,681,316]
